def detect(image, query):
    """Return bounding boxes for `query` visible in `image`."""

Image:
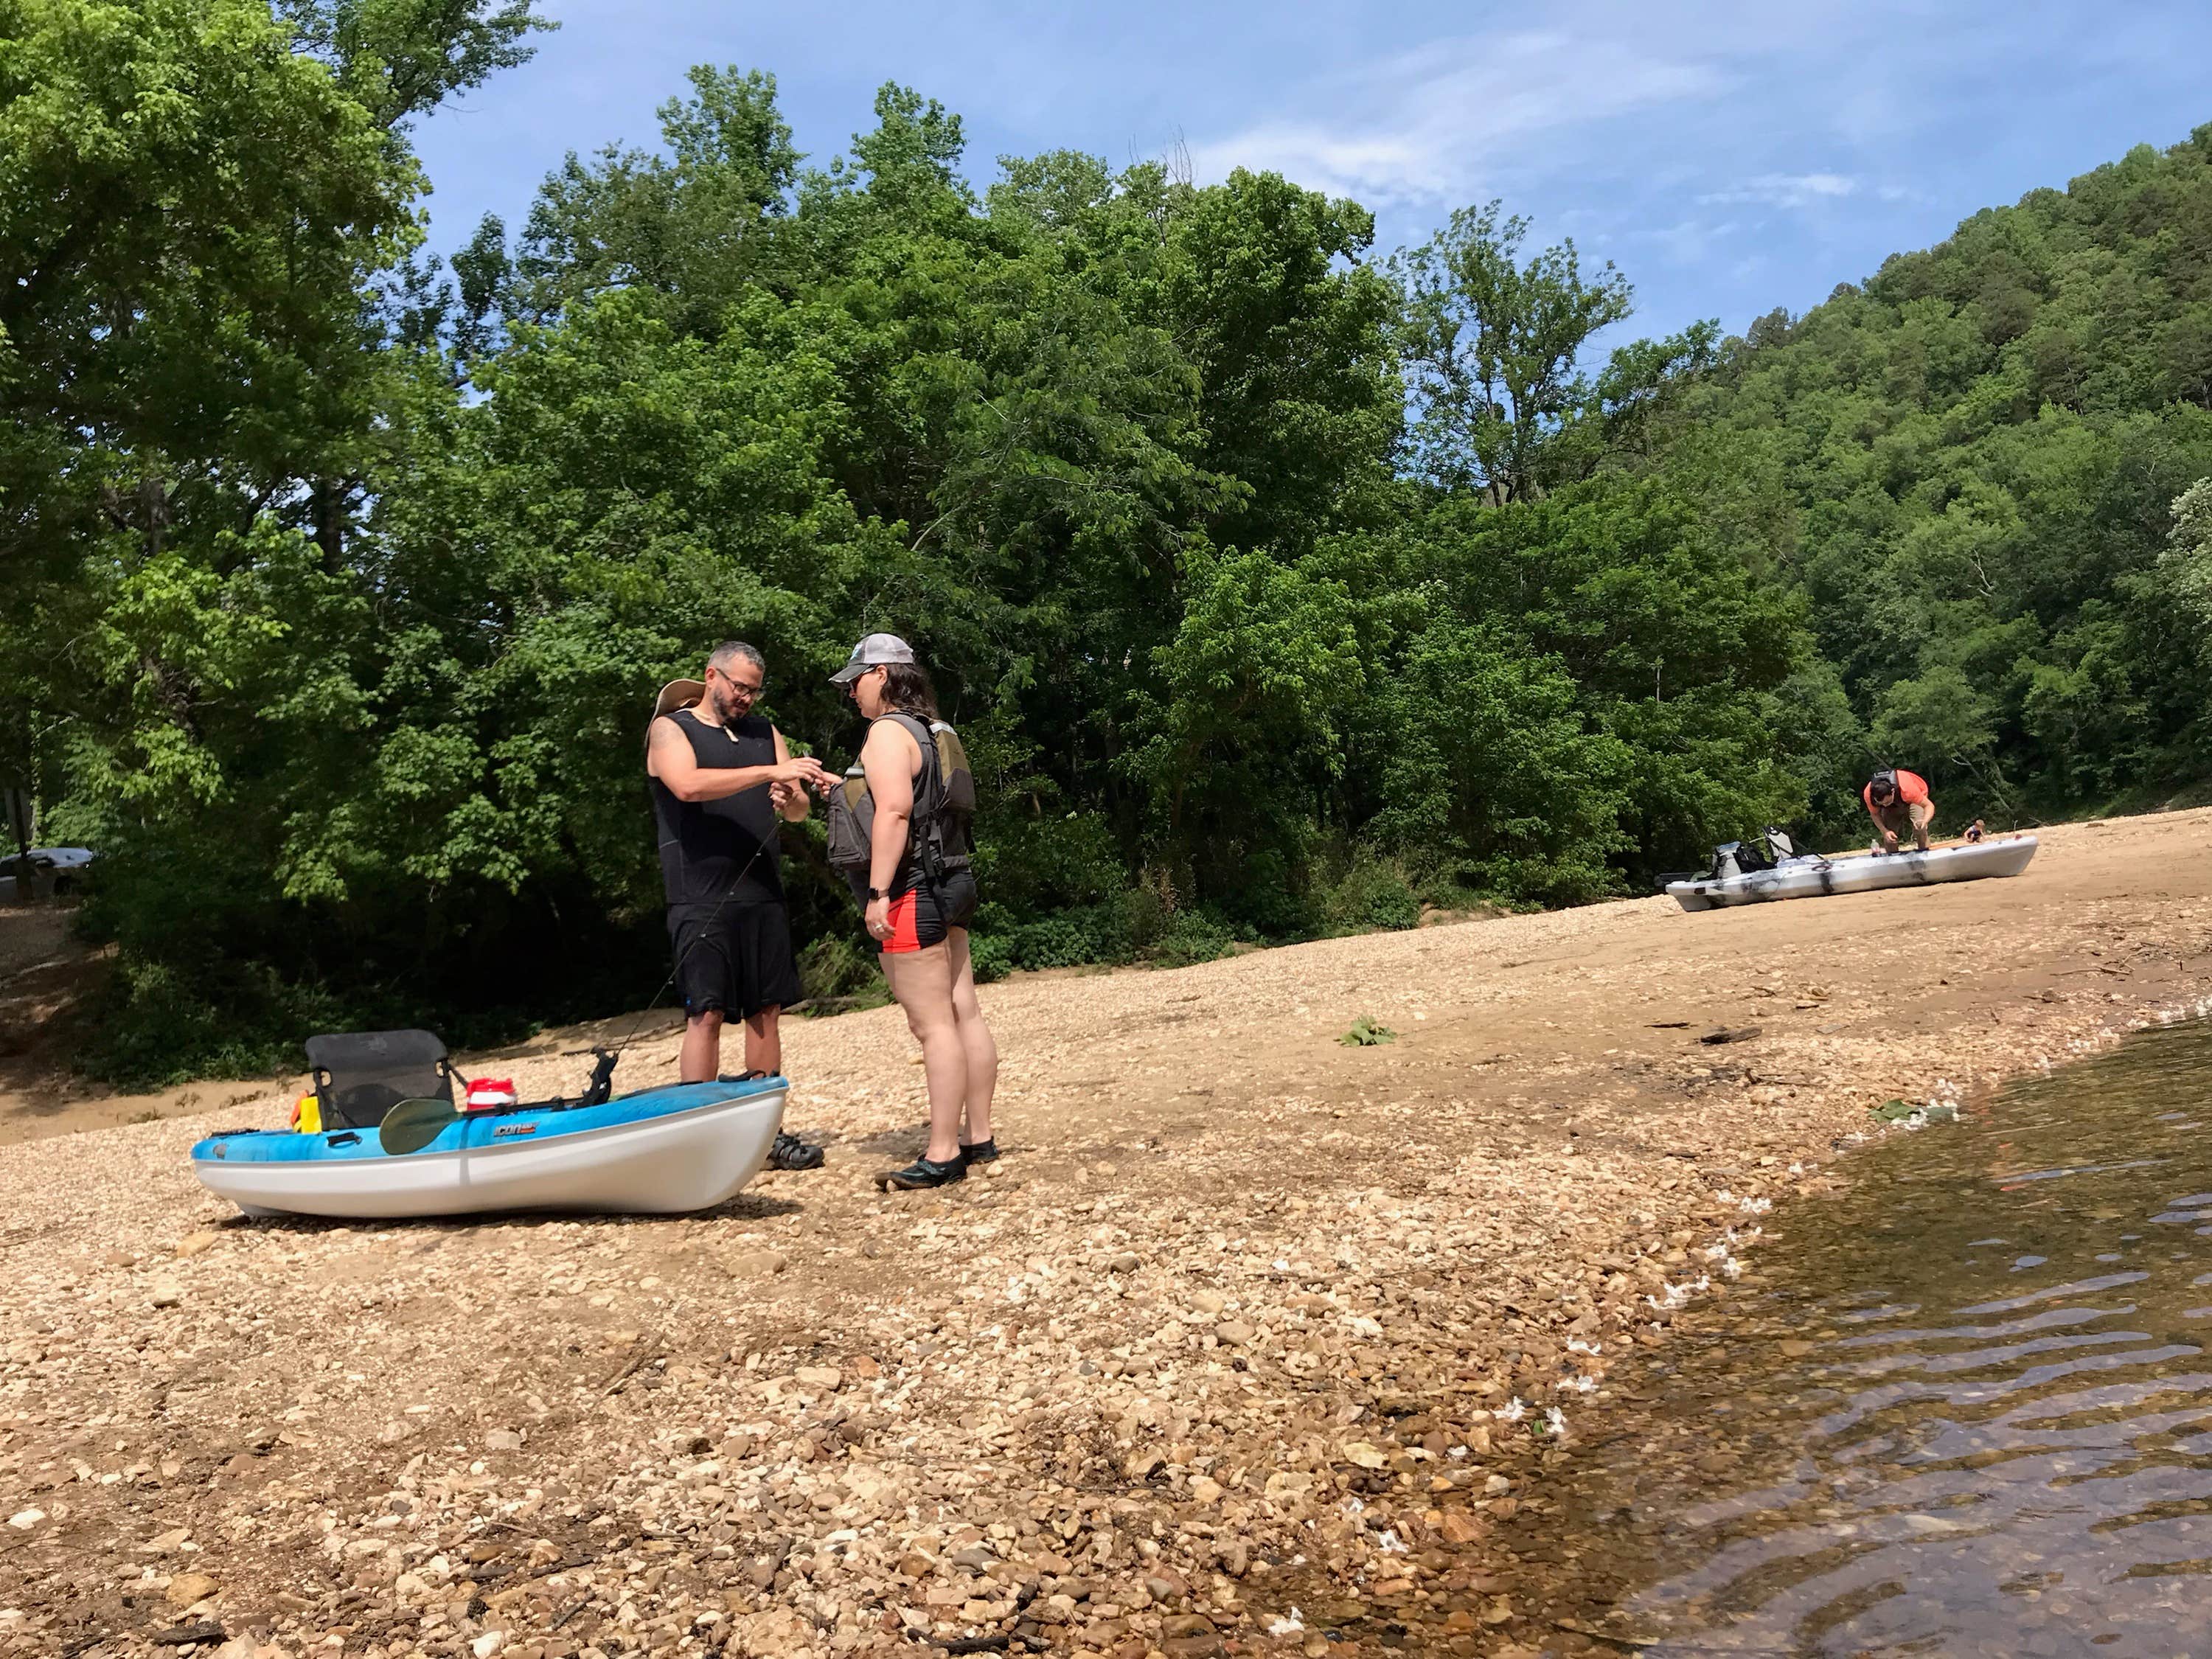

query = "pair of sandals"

[768,1134,996,1183]
[768,1131,824,1172]
[876,1138,998,1192]
[723,1073,997,1186]
[720,1071,826,1172]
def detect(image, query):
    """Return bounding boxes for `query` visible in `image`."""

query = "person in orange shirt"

[1863,768,1934,853]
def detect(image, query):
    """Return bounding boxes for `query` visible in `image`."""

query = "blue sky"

[412,0,2212,343]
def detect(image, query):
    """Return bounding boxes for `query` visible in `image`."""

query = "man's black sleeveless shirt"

[649,710,783,911]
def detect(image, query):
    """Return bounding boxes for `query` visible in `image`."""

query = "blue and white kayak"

[189,1077,788,1220]
[1667,835,2039,912]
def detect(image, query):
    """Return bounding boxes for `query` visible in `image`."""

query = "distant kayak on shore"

[1667,835,2039,912]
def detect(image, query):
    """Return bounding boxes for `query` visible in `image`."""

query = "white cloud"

[1700,171,1861,208]
[1171,0,1989,232]
[1186,27,1732,205]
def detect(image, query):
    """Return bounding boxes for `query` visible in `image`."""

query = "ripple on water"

[1517,1018,2212,1659]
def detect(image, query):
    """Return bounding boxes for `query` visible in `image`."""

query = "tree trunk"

[2,782,33,904]
[313,478,347,570]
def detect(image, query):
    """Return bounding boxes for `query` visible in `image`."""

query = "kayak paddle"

[379,1097,461,1155]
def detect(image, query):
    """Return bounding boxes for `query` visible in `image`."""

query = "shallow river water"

[1515,1018,2212,1658]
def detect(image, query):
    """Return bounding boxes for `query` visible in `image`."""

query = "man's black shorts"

[668,902,802,1020]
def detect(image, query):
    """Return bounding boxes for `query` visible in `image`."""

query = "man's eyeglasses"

[712,667,766,700]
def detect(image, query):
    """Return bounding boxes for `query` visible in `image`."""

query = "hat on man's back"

[652,678,706,720]
[644,678,706,751]
[829,633,917,685]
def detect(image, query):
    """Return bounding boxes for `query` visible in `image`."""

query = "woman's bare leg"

[945,929,997,1147]
[883,944,966,1163]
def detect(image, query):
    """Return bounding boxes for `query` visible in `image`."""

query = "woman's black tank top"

[648,710,783,911]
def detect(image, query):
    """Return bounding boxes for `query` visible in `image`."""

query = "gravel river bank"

[4,809,2212,1659]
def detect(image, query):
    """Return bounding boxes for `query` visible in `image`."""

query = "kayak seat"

[305,1029,456,1130]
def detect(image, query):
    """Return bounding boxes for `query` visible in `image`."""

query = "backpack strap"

[877,712,940,813]
[875,712,943,876]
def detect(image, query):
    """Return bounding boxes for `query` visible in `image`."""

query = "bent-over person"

[1863,767,1934,855]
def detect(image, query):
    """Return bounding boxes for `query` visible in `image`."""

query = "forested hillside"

[4,1,2208,1080]
[1669,132,2212,836]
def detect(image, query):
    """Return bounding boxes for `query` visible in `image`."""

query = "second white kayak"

[1668,835,2039,912]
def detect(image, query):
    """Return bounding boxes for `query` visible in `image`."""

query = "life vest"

[824,712,975,905]
[1864,768,1930,811]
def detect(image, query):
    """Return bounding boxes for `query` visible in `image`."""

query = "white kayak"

[189,1077,788,1220]
[1668,835,2039,912]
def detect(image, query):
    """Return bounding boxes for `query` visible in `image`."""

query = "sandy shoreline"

[4,809,2211,1659]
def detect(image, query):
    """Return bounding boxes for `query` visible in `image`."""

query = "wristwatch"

[866,887,888,900]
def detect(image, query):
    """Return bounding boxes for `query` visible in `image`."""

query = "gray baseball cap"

[829,632,917,685]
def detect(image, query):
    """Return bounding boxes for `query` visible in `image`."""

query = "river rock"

[166,1572,220,1607]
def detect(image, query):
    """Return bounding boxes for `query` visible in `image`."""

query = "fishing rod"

[580,822,783,1103]
[570,679,839,1099]
[384,824,788,1155]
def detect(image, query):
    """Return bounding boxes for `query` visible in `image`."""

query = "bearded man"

[646,641,833,1082]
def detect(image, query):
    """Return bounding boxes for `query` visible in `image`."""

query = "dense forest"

[5,1,2211,1081]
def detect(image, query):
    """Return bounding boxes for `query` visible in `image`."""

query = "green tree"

[2163,476,2212,623]
[0,0,549,1077]
[1344,476,1804,893]
[1393,201,1715,504]
[514,65,797,334]
[1363,616,1632,903]
[276,0,549,127]
[1,0,427,565]
[1124,541,1366,857]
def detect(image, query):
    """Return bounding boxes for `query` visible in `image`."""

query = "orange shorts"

[880,888,929,954]
[878,874,978,954]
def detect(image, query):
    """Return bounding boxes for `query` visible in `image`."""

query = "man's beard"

[712,689,744,723]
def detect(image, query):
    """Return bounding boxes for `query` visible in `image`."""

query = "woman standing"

[829,634,998,1191]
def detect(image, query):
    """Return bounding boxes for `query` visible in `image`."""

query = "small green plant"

[1339,1015,1397,1046]
[1011,905,1135,970]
